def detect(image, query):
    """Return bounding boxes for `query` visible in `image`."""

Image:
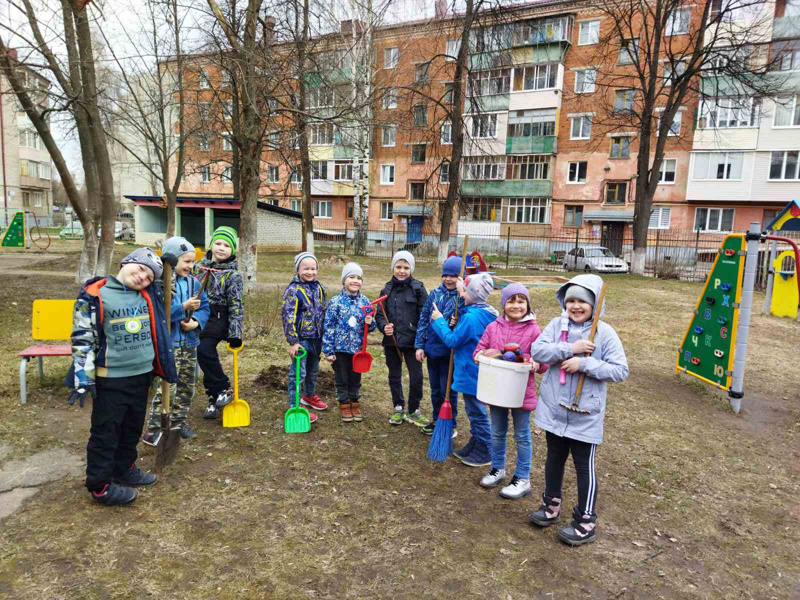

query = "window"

[381,125,396,147]
[471,24,512,53]
[198,135,211,151]
[469,69,511,96]
[314,200,332,218]
[311,123,334,145]
[415,62,430,83]
[380,164,395,184]
[411,144,427,163]
[666,8,690,35]
[19,159,28,176]
[659,158,677,183]
[695,207,734,232]
[619,38,639,65]
[692,152,744,180]
[568,161,587,183]
[347,202,354,219]
[381,201,394,219]
[38,162,51,179]
[223,167,232,182]
[199,70,210,88]
[443,84,455,104]
[610,136,631,158]
[198,103,211,119]
[440,162,450,184]
[446,39,461,61]
[222,101,234,118]
[308,86,334,109]
[776,45,800,71]
[311,160,328,180]
[268,165,278,183]
[413,104,428,126]
[649,206,672,229]
[32,191,43,207]
[383,87,397,109]
[201,166,211,183]
[570,115,592,139]
[471,114,498,138]
[507,108,556,138]
[384,47,398,69]
[410,182,425,200]
[606,182,627,204]
[512,63,558,91]
[506,155,549,180]
[19,129,41,150]
[564,205,583,227]
[614,89,635,112]
[774,95,800,127]
[575,68,596,93]
[267,131,280,148]
[578,20,600,45]
[290,168,302,184]
[699,97,761,128]
[461,197,502,221]
[664,61,687,85]
[334,160,353,181]
[513,16,573,45]
[223,135,233,151]
[659,111,682,136]
[221,70,233,87]
[502,198,549,224]
[462,156,506,180]
[769,151,800,179]
[441,121,452,144]
[291,199,302,212]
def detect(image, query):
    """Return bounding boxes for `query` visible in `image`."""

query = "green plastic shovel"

[284,347,311,433]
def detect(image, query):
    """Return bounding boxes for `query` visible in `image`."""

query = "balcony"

[465,94,510,113]
[773,16,800,40]
[461,179,552,197]
[511,15,574,47]
[506,135,556,154]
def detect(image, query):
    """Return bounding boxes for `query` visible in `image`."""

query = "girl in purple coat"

[473,284,548,500]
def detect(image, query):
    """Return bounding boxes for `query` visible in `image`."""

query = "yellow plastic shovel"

[223,343,250,428]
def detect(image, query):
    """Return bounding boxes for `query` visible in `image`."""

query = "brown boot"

[339,402,353,422]
[350,401,363,422]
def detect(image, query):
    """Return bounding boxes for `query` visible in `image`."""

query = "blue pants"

[287,338,322,407]
[489,405,532,479]
[427,355,458,426]
[461,393,491,450]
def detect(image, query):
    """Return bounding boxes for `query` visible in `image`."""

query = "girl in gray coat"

[529,274,628,546]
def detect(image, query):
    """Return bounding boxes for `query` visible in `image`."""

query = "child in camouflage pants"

[143,237,209,445]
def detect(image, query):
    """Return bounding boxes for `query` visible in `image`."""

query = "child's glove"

[228,337,242,349]
[67,384,96,408]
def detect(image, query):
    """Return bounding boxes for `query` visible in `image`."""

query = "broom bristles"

[427,410,454,462]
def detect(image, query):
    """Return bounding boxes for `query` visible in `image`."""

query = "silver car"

[564,246,629,273]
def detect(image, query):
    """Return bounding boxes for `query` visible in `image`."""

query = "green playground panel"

[1,211,25,248]
[676,234,745,390]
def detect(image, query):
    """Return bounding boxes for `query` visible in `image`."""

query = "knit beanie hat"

[564,284,595,307]
[464,272,493,303]
[121,247,163,281]
[161,236,194,259]
[341,262,363,284]
[500,283,530,311]
[442,255,461,277]
[391,250,415,274]
[211,226,238,253]
[294,251,318,271]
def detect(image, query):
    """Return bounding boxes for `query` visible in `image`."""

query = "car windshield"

[586,248,615,258]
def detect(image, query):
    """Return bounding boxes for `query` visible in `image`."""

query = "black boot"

[113,464,158,487]
[530,494,562,527]
[91,483,139,506]
[557,506,597,546]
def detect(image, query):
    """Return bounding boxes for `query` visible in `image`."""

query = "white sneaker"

[499,476,532,499]
[480,468,506,488]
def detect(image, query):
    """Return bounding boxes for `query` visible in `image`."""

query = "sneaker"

[350,401,363,422]
[215,389,234,408]
[389,406,405,425]
[180,423,197,439]
[459,443,492,467]
[530,496,562,527]
[113,464,158,487]
[203,405,220,420]
[339,402,353,423]
[480,468,506,488]
[453,437,476,460]
[499,476,532,499]
[301,394,328,411]
[420,421,435,436]
[141,431,162,447]
[91,483,138,506]
[309,411,318,424]
[558,509,597,546]
[405,410,428,427]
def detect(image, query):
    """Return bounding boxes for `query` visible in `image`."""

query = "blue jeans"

[287,338,321,407]
[427,355,458,426]
[489,405,532,479]
[461,393,491,450]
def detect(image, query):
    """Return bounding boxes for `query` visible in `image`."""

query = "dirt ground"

[0,246,798,599]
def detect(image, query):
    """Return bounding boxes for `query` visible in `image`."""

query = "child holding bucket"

[472,283,548,499]
[529,274,628,546]
[322,263,376,423]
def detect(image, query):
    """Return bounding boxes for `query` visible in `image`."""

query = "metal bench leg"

[20,358,28,405]
[37,356,44,379]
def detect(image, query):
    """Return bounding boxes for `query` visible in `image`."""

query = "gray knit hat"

[161,236,194,259]
[464,272,493,303]
[121,247,163,281]
[391,250,415,274]
[564,284,595,307]
[341,262,363,284]
[294,252,318,272]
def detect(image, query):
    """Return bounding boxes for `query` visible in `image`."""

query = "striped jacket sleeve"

[71,297,98,388]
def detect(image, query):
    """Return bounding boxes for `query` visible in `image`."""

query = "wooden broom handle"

[572,281,607,400]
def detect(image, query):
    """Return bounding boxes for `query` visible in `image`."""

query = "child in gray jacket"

[529,274,628,546]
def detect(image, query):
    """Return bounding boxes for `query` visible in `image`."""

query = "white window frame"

[310,160,328,181]
[223,167,232,182]
[198,70,210,89]
[268,165,279,183]
[649,206,672,230]
[314,200,332,218]
[415,62,430,83]
[664,61,687,86]
[666,8,690,36]
[502,197,550,224]
[512,63,558,92]
[773,95,800,128]
[619,38,639,65]
[446,39,461,61]
[469,68,511,96]
[381,125,396,147]
[334,160,353,182]
[380,163,395,185]
[383,87,397,109]
[692,152,744,180]
[658,110,682,136]
[440,162,450,184]
[768,150,800,180]
[290,167,302,184]
[411,144,426,163]
[223,135,233,151]
[567,161,587,183]
[574,68,596,94]
[201,166,211,183]
[198,135,211,152]
[694,207,734,233]
[308,86,334,109]
[578,20,600,46]
[32,191,43,207]
[384,47,398,69]
[310,123,334,146]
[381,201,393,220]
[441,121,452,145]
[659,158,677,183]
[38,162,51,180]
[570,115,592,140]
[471,114,498,139]
[413,104,428,127]
[290,199,302,212]
[699,97,761,129]
[462,156,506,180]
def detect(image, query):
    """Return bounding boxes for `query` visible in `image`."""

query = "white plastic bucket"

[476,354,532,408]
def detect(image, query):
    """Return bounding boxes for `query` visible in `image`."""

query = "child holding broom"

[529,274,628,546]
[472,283,548,499]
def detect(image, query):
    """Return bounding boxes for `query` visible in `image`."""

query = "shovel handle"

[294,346,307,408]
[375,300,402,360]
[226,342,243,402]
[568,282,607,409]
[162,260,173,415]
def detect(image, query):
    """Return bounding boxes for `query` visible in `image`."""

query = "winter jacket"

[195,253,244,341]
[473,314,549,411]
[66,276,178,391]
[531,274,629,445]
[169,273,210,348]
[375,277,428,348]
[282,275,327,344]
[322,290,377,356]
[414,284,465,358]
[430,303,499,396]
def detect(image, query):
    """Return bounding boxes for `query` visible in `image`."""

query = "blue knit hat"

[162,236,194,259]
[442,255,461,277]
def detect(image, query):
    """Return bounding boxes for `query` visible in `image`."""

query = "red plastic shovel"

[353,305,375,373]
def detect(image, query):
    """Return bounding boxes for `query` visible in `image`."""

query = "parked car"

[563,246,629,273]
[59,222,84,240]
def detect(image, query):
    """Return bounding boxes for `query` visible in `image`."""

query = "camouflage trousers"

[147,346,197,431]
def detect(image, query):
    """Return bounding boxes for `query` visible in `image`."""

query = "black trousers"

[332,352,362,404]
[85,372,153,492]
[197,335,230,400]
[543,431,599,517]
[384,346,423,413]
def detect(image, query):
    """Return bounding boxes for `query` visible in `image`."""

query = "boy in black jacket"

[375,251,428,426]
